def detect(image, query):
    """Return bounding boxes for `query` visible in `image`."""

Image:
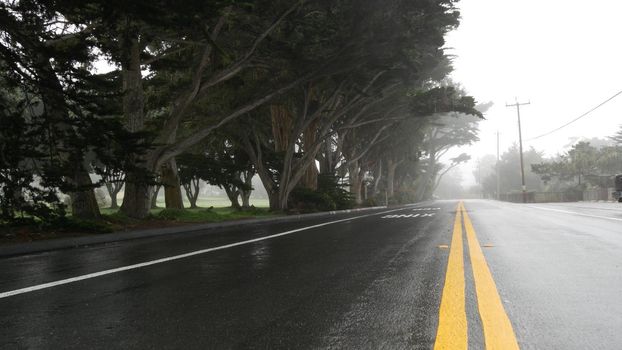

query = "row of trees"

[473,130,622,198]
[1,0,482,224]
[531,139,622,191]
[474,145,545,198]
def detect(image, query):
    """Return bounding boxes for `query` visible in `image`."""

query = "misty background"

[434,0,622,197]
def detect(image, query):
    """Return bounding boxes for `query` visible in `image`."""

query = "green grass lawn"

[1,198,277,245]
[151,207,278,222]
[102,196,270,213]
[99,196,276,227]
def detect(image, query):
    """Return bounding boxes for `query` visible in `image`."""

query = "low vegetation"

[1,205,277,245]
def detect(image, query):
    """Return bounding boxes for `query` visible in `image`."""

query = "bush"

[46,217,114,234]
[289,188,336,213]
[103,211,136,225]
[362,197,378,207]
[155,208,186,220]
[317,174,355,210]
[393,189,417,205]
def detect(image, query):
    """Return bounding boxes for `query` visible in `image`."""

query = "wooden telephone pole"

[506,98,530,203]
[496,131,501,200]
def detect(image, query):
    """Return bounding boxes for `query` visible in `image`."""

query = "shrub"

[289,188,336,213]
[393,189,417,204]
[362,197,378,207]
[46,217,114,234]
[317,174,355,210]
[155,208,186,220]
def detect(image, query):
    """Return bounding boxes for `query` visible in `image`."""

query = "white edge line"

[527,205,622,222]
[0,206,413,299]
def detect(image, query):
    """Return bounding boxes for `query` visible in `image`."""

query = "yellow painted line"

[461,202,520,350]
[434,203,467,350]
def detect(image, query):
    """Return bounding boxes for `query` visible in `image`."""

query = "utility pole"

[477,159,482,198]
[506,98,530,203]
[496,131,500,200]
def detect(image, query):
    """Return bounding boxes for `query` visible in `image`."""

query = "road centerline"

[0,207,412,300]
[461,202,519,350]
[434,203,467,350]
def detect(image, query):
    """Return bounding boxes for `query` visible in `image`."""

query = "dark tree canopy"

[1,0,485,223]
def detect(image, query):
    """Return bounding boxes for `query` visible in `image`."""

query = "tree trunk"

[122,35,145,133]
[105,182,122,209]
[161,158,184,209]
[240,172,253,209]
[109,191,119,209]
[119,34,150,218]
[69,166,101,220]
[191,178,200,208]
[30,49,101,220]
[268,192,280,211]
[271,103,295,212]
[278,159,314,212]
[348,162,363,205]
[372,160,382,196]
[182,178,200,209]
[225,187,241,209]
[120,176,152,219]
[187,193,198,209]
[270,104,292,152]
[387,159,397,199]
[241,190,251,208]
[320,137,336,174]
[301,162,319,190]
[301,120,319,190]
[119,174,153,219]
[240,134,276,211]
[150,185,161,209]
[417,155,437,201]
[240,133,282,211]
[278,188,291,211]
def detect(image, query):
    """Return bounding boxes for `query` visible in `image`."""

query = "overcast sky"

[444,0,622,184]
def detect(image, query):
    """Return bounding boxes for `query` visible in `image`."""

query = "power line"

[526,89,622,141]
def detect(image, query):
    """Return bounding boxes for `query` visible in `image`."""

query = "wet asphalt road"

[1,200,622,349]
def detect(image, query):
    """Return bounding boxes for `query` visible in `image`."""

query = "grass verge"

[1,206,278,245]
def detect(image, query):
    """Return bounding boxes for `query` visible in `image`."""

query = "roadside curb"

[0,205,390,258]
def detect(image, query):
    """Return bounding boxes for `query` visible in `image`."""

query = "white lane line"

[0,207,412,299]
[528,205,622,222]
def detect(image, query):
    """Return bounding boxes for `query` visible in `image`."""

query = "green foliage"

[474,144,544,197]
[531,141,622,191]
[317,174,355,210]
[289,175,355,213]
[155,207,275,222]
[48,217,115,234]
[410,87,483,118]
[102,211,138,226]
[155,208,188,221]
[610,125,622,146]
[362,197,379,207]
[0,85,67,223]
[1,0,481,219]
[393,189,417,205]
[289,188,337,213]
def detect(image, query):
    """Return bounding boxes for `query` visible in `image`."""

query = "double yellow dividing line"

[434,202,519,350]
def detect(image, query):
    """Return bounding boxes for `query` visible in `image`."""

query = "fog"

[443,0,622,187]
